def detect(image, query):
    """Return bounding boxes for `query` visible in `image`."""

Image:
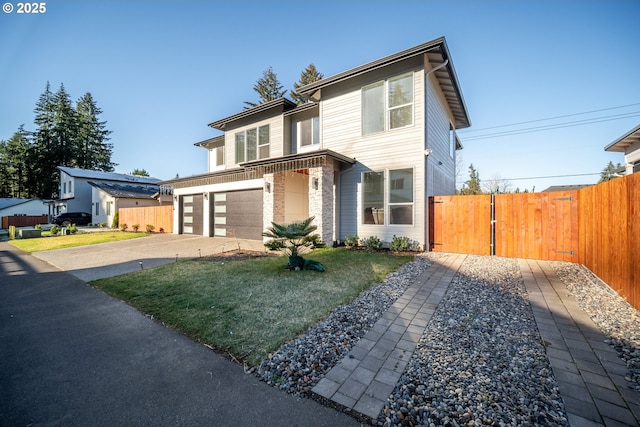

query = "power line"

[461,112,640,141]
[458,102,640,134]
[457,172,601,184]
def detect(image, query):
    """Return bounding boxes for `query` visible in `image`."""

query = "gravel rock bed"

[379,255,568,427]
[257,255,433,396]
[550,261,640,391]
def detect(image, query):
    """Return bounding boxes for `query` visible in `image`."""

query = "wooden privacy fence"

[429,172,639,311]
[2,215,49,229]
[118,205,173,233]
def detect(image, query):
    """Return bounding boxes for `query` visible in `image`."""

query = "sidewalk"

[312,254,639,426]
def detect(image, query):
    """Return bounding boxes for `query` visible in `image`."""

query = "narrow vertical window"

[246,128,257,161]
[388,74,413,129]
[363,171,384,224]
[215,145,225,166]
[235,132,245,163]
[362,82,384,134]
[258,125,270,159]
[389,168,413,225]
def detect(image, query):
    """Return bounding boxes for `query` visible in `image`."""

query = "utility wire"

[458,102,640,134]
[461,112,640,141]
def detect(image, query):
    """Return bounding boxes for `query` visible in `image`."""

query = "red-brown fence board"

[118,205,173,233]
[430,172,638,311]
[2,215,49,229]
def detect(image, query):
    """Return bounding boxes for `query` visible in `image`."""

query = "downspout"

[335,161,357,245]
[423,58,449,251]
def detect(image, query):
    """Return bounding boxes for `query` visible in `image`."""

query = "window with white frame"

[214,144,225,167]
[235,125,269,163]
[362,73,413,135]
[298,116,319,148]
[362,168,414,225]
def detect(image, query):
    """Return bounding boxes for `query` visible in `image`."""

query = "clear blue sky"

[1,0,638,192]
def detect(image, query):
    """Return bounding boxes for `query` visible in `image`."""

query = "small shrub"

[305,234,326,249]
[390,235,412,252]
[145,224,155,233]
[50,225,60,235]
[132,224,140,232]
[99,222,108,228]
[120,223,128,232]
[112,211,119,229]
[34,224,42,230]
[344,235,359,248]
[68,224,78,234]
[362,235,383,251]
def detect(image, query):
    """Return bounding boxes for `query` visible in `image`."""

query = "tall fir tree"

[30,81,57,198]
[244,66,286,109]
[290,64,324,105]
[76,92,115,171]
[0,125,31,198]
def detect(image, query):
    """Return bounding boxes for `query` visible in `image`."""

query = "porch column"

[263,173,286,241]
[309,165,334,245]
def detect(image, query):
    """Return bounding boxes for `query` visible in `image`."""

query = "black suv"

[52,212,92,227]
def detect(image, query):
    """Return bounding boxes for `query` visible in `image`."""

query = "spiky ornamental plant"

[262,216,322,258]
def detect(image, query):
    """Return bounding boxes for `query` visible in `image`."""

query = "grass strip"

[9,231,148,253]
[90,248,413,366]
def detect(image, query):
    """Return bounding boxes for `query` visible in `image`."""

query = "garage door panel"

[212,189,263,240]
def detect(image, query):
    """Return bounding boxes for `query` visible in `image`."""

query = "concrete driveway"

[31,233,268,282]
[0,238,360,426]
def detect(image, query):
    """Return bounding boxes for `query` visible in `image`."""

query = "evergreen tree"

[76,92,115,171]
[598,160,623,183]
[30,81,57,198]
[244,66,286,109]
[0,126,31,198]
[459,163,483,195]
[290,64,324,105]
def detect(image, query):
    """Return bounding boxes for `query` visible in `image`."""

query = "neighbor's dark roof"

[541,184,592,192]
[88,181,159,199]
[297,36,471,129]
[604,124,640,152]
[0,198,38,210]
[58,166,161,184]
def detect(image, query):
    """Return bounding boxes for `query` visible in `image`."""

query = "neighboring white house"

[160,37,471,249]
[0,198,49,218]
[56,166,162,221]
[604,124,640,175]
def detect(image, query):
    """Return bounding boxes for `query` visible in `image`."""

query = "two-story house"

[57,166,163,225]
[160,37,470,249]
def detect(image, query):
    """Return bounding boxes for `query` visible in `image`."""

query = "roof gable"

[297,37,470,129]
[604,124,640,152]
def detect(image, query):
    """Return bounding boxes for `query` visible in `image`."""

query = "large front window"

[362,73,413,135]
[363,168,414,225]
[235,125,269,163]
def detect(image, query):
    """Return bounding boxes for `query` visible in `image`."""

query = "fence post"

[490,192,496,256]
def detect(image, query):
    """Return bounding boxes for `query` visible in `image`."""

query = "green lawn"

[9,231,148,253]
[90,248,413,366]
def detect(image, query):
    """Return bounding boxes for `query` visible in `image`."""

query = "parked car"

[52,212,92,227]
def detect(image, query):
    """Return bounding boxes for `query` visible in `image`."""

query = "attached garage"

[210,189,263,240]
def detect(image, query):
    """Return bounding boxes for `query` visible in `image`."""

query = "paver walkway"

[312,253,466,421]
[313,254,640,426]
[520,259,640,427]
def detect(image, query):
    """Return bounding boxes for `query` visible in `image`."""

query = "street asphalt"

[0,237,360,426]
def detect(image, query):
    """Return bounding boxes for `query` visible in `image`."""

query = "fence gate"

[429,191,579,262]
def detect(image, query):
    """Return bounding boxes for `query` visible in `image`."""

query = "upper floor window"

[214,144,225,168]
[299,117,319,148]
[235,125,269,163]
[362,73,413,135]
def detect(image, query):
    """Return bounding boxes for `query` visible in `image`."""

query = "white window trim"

[234,125,270,164]
[361,167,415,226]
[362,72,414,136]
[297,116,320,153]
